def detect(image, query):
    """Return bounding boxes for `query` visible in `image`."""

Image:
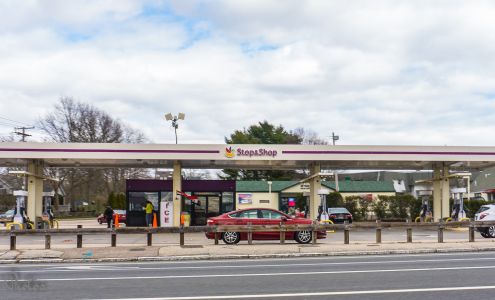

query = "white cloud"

[0,0,495,146]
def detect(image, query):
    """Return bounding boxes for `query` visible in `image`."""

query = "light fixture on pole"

[165,113,185,144]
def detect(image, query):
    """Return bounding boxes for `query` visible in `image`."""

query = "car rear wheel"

[480,230,491,238]
[295,230,312,244]
[222,232,240,244]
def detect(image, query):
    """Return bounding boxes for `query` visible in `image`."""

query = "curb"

[2,247,495,264]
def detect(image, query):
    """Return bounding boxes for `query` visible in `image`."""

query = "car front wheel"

[488,226,495,238]
[295,230,312,244]
[222,232,240,244]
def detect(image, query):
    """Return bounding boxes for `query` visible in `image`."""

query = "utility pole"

[332,132,340,192]
[14,126,34,142]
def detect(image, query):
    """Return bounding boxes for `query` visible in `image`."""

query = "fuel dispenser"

[42,191,55,228]
[416,195,433,222]
[9,190,32,229]
[450,188,467,221]
[318,188,330,223]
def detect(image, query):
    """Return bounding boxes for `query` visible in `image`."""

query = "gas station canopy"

[1,142,495,171]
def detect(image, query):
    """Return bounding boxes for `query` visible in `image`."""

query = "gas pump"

[42,191,55,228]
[418,196,432,222]
[10,190,32,229]
[318,188,330,223]
[450,188,467,221]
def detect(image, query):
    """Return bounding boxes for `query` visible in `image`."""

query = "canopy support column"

[433,163,450,221]
[172,161,182,226]
[27,159,44,224]
[309,163,321,221]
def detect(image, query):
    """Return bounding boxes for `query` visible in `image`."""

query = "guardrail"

[2,220,495,250]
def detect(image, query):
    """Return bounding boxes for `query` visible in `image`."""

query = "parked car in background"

[327,207,353,224]
[97,209,126,224]
[205,208,326,244]
[0,209,14,224]
[475,204,495,238]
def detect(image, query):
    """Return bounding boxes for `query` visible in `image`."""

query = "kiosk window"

[221,192,234,212]
[161,192,173,202]
[129,192,159,211]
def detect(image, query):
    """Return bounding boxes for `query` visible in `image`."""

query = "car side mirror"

[281,216,288,222]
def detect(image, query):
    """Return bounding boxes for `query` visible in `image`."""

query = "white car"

[474,204,495,238]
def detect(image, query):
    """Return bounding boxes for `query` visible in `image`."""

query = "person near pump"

[145,200,154,227]
[103,206,114,228]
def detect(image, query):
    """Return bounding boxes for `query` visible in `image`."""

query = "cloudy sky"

[0,0,494,146]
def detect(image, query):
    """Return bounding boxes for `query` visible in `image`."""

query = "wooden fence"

[1,220,495,250]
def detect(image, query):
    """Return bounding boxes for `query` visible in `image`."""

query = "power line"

[0,121,18,127]
[0,115,33,127]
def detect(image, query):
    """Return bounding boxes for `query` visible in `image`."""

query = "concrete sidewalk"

[2,240,495,264]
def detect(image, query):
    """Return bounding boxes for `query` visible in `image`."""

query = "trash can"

[180,212,191,227]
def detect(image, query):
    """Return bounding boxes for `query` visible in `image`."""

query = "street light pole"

[165,113,185,144]
[332,132,340,192]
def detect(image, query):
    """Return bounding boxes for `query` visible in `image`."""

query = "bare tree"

[38,97,148,210]
[292,128,328,145]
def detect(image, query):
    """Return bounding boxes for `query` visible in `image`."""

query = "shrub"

[326,192,344,208]
[372,198,389,220]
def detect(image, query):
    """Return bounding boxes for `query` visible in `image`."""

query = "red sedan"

[205,208,326,244]
[97,209,126,224]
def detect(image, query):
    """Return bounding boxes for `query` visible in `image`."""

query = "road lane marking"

[86,286,495,299]
[2,265,495,281]
[2,256,495,274]
[0,251,492,269]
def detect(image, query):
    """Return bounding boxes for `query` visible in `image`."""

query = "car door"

[236,209,261,240]
[258,209,290,240]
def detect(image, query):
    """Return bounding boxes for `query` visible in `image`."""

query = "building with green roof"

[235,180,396,214]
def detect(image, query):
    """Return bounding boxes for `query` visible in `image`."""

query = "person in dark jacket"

[104,206,114,228]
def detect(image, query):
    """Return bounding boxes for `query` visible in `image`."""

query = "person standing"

[145,201,154,227]
[104,206,114,228]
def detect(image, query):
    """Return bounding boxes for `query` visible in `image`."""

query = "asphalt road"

[1,252,495,299]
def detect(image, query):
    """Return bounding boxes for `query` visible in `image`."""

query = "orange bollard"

[180,214,185,226]
[152,213,158,228]
[114,213,119,228]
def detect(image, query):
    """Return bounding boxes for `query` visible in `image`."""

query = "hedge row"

[326,192,493,221]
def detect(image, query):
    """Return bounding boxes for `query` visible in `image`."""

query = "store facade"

[126,179,396,227]
[126,179,236,226]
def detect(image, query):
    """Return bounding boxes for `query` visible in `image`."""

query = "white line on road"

[2,256,495,274]
[0,251,490,269]
[2,265,495,281]
[85,285,495,300]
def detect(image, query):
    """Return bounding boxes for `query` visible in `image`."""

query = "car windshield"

[477,206,492,213]
[114,210,126,214]
[328,208,349,214]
